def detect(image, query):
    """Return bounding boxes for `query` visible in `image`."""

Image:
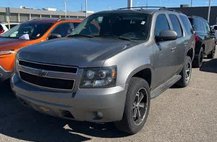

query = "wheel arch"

[126,65,153,88]
[187,48,194,61]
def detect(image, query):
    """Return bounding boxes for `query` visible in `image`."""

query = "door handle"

[171,47,176,52]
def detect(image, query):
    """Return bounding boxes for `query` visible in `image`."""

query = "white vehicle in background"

[210,25,217,30]
[211,25,217,39]
[0,23,20,34]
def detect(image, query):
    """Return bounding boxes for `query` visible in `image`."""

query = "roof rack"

[58,18,84,21]
[29,18,59,21]
[29,17,83,22]
[166,8,182,13]
[118,6,167,10]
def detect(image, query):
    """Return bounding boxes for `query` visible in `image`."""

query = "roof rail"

[166,8,182,13]
[58,18,84,21]
[118,6,167,10]
[29,18,59,21]
[29,18,83,22]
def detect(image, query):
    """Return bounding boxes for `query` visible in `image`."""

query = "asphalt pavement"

[0,54,217,142]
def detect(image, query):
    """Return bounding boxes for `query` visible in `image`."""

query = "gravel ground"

[0,54,217,142]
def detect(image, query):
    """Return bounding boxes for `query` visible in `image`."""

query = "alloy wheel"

[185,61,192,83]
[132,88,148,126]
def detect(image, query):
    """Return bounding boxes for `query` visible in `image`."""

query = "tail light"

[0,29,4,34]
[194,35,200,43]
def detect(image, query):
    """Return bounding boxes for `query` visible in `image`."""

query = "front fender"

[125,65,153,87]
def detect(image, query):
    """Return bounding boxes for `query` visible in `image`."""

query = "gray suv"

[11,7,195,134]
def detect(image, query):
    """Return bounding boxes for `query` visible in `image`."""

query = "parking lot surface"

[0,54,217,142]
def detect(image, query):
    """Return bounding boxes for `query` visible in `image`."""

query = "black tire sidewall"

[177,56,192,87]
[120,77,150,134]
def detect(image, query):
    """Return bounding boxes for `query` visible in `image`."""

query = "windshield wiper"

[67,34,94,38]
[0,36,10,38]
[118,36,133,41]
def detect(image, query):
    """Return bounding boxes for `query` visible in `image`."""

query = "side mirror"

[48,34,62,40]
[156,30,177,42]
[210,28,215,34]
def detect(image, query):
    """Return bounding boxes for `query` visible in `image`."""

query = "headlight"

[0,50,15,56]
[15,53,20,73]
[80,66,117,88]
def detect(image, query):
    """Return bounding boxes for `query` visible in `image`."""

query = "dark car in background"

[189,16,216,67]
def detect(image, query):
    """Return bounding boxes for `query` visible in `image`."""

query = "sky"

[0,0,216,12]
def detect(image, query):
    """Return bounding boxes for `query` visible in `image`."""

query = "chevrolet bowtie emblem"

[38,70,48,77]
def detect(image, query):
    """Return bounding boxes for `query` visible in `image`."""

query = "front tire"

[115,77,150,134]
[176,56,192,88]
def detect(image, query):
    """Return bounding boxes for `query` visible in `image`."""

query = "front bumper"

[0,66,12,82]
[11,74,127,122]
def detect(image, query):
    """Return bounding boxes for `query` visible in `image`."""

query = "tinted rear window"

[169,14,183,37]
[155,14,170,36]
[180,15,193,35]
[189,18,205,33]
[74,23,79,28]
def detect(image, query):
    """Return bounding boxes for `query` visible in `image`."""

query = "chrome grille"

[17,60,78,90]
[19,60,77,73]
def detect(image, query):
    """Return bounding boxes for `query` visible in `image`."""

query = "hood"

[0,37,29,50]
[18,37,138,67]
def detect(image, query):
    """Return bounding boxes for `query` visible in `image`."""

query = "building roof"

[0,7,87,17]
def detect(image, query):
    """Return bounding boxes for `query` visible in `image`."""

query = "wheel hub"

[132,88,148,125]
[185,61,191,82]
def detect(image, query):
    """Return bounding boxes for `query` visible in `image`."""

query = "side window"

[180,15,193,35]
[155,14,170,36]
[10,24,18,29]
[73,23,79,28]
[5,25,9,29]
[193,18,205,33]
[51,23,74,37]
[79,16,103,36]
[169,14,183,37]
[204,21,210,33]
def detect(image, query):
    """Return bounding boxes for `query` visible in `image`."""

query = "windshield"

[1,22,53,40]
[72,13,150,40]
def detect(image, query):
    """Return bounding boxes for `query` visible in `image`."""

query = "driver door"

[152,14,177,88]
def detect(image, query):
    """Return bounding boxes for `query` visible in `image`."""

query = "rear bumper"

[0,66,12,82]
[11,74,127,122]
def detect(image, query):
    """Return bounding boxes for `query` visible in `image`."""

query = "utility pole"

[81,3,83,11]
[128,0,133,9]
[85,0,87,18]
[208,0,211,23]
[6,7,10,28]
[190,0,193,7]
[64,0,67,18]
